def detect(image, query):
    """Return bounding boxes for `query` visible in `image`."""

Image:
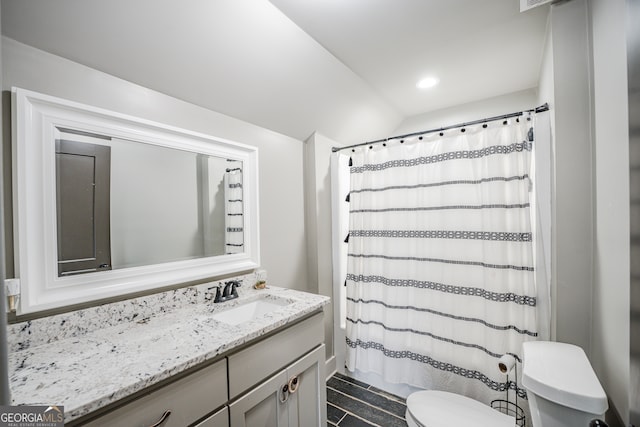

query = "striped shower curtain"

[224,163,244,254]
[345,118,538,404]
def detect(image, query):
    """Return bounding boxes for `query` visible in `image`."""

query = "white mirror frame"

[12,88,260,314]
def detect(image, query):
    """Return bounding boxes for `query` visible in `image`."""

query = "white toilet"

[405,389,514,427]
[522,341,608,427]
[405,341,608,427]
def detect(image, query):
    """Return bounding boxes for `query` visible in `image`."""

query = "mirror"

[12,88,260,314]
[54,128,244,275]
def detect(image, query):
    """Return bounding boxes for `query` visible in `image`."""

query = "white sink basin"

[210,297,291,325]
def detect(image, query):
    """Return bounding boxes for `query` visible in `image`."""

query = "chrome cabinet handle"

[148,410,171,427]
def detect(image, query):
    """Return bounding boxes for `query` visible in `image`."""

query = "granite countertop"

[7,281,329,423]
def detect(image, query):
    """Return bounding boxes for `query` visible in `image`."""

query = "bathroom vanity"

[7,88,329,425]
[84,314,325,427]
[6,281,329,426]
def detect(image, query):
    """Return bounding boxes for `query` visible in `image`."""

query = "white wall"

[628,2,640,424]
[542,0,631,424]
[394,89,537,135]
[110,138,204,268]
[536,13,554,341]
[537,13,555,125]
[2,36,309,292]
[548,0,595,354]
[304,132,337,368]
[589,0,630,423]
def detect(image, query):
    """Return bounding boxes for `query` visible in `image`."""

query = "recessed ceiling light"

[416,77,439,89]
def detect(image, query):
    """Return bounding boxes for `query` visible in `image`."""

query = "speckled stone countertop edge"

[7,284,330,422]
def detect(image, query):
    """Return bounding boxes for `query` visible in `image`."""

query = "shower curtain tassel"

[528,127,534,142]
[344,233,350,243]
[348,157,353,166]
[345,193,350,202]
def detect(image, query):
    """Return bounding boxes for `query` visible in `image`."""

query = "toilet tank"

[522,341,608,427]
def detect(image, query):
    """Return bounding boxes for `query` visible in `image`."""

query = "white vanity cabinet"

[74,311,326,427]
[230,369,289,427]
[228,312,327,427]
[284,345,327,427]
[229,345,326,427]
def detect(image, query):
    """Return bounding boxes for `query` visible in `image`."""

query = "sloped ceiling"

[1,0,549,144]
[270,0,550,117]
[1,0,401,144]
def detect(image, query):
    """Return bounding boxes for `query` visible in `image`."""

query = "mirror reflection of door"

[55,137,112,276]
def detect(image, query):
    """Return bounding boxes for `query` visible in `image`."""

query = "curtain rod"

[332,103,549,153]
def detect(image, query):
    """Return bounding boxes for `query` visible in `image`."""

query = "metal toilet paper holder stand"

[491,354,525,426]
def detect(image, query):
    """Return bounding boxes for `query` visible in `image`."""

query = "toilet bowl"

[405,341,608,427]
[405,390,514,427]
[522,341,608,427]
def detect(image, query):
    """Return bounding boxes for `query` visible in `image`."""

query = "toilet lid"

[522,341,608,414]
[406,390,514,427]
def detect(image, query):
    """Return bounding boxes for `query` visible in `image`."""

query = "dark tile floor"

[326,372,408,427]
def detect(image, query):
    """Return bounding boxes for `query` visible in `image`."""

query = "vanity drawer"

[228,312,323,398]
[83,358,227,427]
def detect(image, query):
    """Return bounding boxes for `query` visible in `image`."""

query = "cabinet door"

[228,313,324,398]
[229,370,289,427]
[285,345,326,427]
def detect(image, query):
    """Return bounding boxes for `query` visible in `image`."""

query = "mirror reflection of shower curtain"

[224,162,244,254]
[345,117,539,405]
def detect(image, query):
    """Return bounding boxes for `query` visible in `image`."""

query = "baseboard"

[325,355,336,380]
